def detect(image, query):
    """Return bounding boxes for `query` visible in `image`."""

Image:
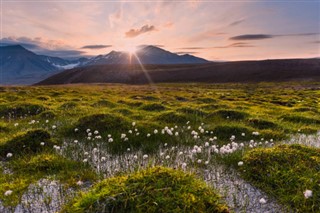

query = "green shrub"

[61,167,229,213]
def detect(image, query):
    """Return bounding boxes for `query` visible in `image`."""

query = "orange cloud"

[125,25,157,38]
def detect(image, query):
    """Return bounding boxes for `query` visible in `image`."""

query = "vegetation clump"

[74,113,130,133]
[0,103,46,119]
[156,112,188,124]
[281,115,320,125]
[208,110,248,121]
[140,103,166,111]
[247,118,278,129]
[0,129,53,159]
[242,144,320,212]
[62,167,229,213]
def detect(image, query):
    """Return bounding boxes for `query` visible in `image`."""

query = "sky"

[1,0,320,61]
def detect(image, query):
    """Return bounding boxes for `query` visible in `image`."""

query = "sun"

[123,45,137,54]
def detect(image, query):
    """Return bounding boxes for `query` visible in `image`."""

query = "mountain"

[85,45,209,65]
[36,59,320,85]
[0,45,87,85]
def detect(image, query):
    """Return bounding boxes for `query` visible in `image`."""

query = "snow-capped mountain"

[85,45,209,65]
[0,45,87,85]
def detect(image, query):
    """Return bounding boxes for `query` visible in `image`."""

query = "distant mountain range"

[0,45,88,85]
[86,45,209,65]
[36,59,320,85]
[0,45,209,85]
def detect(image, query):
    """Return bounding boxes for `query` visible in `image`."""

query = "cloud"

[230,34,274,40]
[214,42,255,48]
[81,45,112,49]
[125,25,157,38]
[230,33,319,40]
[175,51,198,55]
[229,19,245,26]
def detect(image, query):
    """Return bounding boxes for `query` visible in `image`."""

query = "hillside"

[36,58,320,85]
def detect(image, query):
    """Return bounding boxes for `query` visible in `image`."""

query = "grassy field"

[0,82,319,212]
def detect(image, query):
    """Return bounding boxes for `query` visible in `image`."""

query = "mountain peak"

[2,44,27,50]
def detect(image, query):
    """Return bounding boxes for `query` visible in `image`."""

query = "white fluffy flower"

[197,159,202,164]
[147,133,151,137]
[154,129,158,134]
[101,157,106,162]
[108,138,113,143]
[132,122,136,126]
[181,162,187,169]
[94,130,99,135]
[14,123,19,127]
[76,180,83,186]
[4,190,12,196]
[6,153,13,158]
[121,133,126,139]
[52,125,57,129]
[143,154,148,160]
[304,189,313,199]
[259,198,267,204]
[40,142,45,146]
[165,155,170,160]
[238,161,244,166]
[83,159,88,163]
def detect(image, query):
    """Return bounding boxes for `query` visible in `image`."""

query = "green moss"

[61,167,229,213]
[242,145,320,212]
[156,112,188,124]
[208,110,248,121]
[281,115,320,125]
[140,103,166,111]
[0,153,97,207]
[247,118,278,130]
[0,129,54,159]
[0,103,46,119]
[72,113,130,134]
[92,100,116,108]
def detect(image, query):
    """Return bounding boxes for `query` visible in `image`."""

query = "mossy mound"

[281,115,320,125]
[247,118,278,130]
[242,145,320,212]
[177,107,207,117]
[156,112,188,124]
[61,167,229,213]
[59,102,78,110]
[74,113,130,133]
[208,110,248,121]
[38,110,56,119]
[140,103,166,111]
[92,100,116,108]
[197,97,216,104]
[0,103,46,119]
[212,125,252,140]
[0,129,53,159]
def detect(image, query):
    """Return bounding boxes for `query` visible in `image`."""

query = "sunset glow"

[2,1,319,60]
